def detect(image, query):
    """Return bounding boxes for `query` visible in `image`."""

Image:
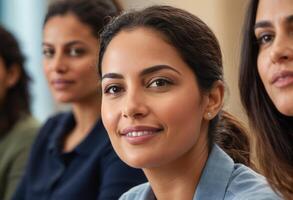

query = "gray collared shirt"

[119,145,282,200]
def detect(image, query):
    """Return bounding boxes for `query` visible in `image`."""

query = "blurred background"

[0,0,248,123]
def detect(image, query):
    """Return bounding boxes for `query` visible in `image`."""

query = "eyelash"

[67,48,86,57]
[256,33,274,46]
[42,47,86,58]
[147,77,173,88]
[43,49,54,58]
[104,84,124,95]
[103,78,174,96]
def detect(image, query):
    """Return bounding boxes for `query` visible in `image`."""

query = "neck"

[62,95,101,152]
[144,130,209,200]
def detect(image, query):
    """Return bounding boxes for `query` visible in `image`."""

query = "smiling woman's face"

[255,0,293,116]
[101,27,210,168]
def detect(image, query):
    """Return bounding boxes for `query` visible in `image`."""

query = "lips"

[120,126,163,137]
[119,126,163,145]
[271,70,293,88]
[51,79,75,89]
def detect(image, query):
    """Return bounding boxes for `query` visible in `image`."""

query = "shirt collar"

[194,145,234,200]
[137,145,234,200]
[74,119,109,155]
[48,112,75,154]
[47,112,109,156]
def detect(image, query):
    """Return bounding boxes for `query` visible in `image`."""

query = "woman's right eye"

[43,49,54,58]
[256,33,274,46]
[104,85,124,95]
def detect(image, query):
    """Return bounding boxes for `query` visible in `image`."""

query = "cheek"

[154,90,204,133]
[43,61,52,82]
[257,55,268,86]
[101,99,119,135]
[257,49,271,80]
[257,54,274,101]
[43,61,49,75]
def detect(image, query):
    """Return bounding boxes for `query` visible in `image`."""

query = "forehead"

[43,13,96,44]
[256,0,293,22]
[101,27,190,74]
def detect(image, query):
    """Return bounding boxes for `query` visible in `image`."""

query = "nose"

[48,53,68,73]
[270,33,293,64]
[122,89,149,119]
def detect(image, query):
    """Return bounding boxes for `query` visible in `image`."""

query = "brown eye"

[104,85,124,95]
[148,78,172,88]
[43,48,54,58]
[257,34,274,46]
[68,48,85,57]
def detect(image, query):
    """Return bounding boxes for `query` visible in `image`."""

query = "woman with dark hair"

[0,25,39,200]
[99,5,280,200]
[239,0,292,199]
[13,0,146,199]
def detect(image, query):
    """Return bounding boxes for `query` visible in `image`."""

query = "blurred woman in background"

[0,25,39,200]
[13,0,146,199]
[239,0,293,199]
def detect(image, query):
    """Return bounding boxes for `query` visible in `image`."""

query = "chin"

[54,96,73,104]
[277,106,293,117]
[275,100,293,117]
[120,152,167,169]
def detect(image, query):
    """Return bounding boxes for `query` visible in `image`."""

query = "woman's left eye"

[148,78,172,88]
[68,48,85,57]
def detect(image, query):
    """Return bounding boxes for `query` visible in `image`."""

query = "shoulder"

[226,164,282,200]
[3,115,40,151]
[41,112,69,128]
[36,112,70,139]
[7,115,39,139]
[119,183,152,200]
[28,112,71,152]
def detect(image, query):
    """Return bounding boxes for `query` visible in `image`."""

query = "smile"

[126,131,157,137]
[120,126,163,145]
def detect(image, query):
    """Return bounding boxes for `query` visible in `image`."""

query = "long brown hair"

[214,111,250,166]
[239,0,293,198]
[0,25,31,136]
[98,5,251,166]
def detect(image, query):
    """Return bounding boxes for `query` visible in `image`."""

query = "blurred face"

[101,28,209,169]
[43,14,100,103]
[255,0,293,116]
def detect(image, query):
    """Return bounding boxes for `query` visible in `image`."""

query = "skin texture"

[255,0,293,116]
[43,13,101,152]
[101,27,223,200]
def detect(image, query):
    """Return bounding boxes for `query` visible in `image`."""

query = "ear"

[6,64,21,88]
[203,80,224,120]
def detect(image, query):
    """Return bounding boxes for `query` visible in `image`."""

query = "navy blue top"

[13,112,147,200]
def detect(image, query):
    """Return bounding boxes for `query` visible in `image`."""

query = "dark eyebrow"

[254,21,272,30]
[101,64,181,80]
[42,40,85,47]
[102,73,124,80]
[140,65,181,76]
[254,14,293,30]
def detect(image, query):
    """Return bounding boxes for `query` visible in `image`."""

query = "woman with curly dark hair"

[0,25,39,200]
